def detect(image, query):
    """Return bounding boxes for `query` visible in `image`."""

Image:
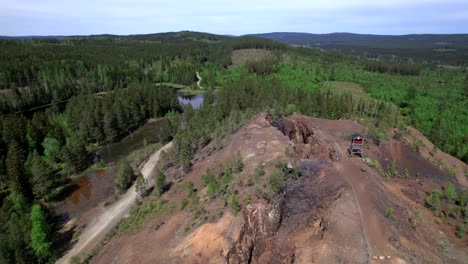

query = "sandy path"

[57,142,173,264]
[196,71,203,89]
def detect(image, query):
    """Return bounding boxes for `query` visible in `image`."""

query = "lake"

[177,92,204,109]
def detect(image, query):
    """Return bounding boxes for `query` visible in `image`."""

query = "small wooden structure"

[349,133,364,157]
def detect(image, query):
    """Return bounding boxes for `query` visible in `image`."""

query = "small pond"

[177,92,204,109]
[60,167,116,222]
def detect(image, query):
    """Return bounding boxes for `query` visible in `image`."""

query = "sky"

[1,0,467,36]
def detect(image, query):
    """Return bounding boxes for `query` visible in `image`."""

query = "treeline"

[0,83,179,263]
[0,35,287,114]
[223,36,287,51]
[364,60,421,76]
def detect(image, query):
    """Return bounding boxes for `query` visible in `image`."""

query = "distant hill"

[0,31,230,43]
[249,32,468,65]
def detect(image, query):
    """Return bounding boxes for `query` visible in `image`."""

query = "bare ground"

[87,114,467,264]
[57,142,173,264]
[230,49,274,68]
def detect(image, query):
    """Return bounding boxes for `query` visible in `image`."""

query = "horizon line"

[2,30,468,38]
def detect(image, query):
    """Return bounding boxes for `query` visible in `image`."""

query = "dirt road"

[311,120,395,262]
[57,142,173,264]
[196,71,203,89]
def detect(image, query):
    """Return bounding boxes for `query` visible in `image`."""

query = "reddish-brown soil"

[89,114,467,264]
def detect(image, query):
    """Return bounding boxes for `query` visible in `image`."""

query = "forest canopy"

[0,31,466,263]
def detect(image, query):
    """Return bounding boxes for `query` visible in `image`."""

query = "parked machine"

[349,133,364,157]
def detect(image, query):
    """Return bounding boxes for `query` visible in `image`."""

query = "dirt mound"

[90,113,467,264]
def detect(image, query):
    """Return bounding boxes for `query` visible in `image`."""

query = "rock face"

[271,116,331,160]
[227,201,295,263]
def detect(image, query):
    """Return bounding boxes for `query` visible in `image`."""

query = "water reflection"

[177,92,204,109]
[60,167,116,222]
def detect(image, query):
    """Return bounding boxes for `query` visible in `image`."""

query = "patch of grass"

[72,224,86,242]
[127,143,161,170]
[409,209,421,230]
[425,184,468,237]
[118,197,174,233]
[426,190,441,216]
[247,175,254,186]
[364,158,385,176]
[231,152,244,173]
[255,185,270,202]
[254,164,265,179]
[412,139,424,153]
[243,193,251,204]
[385,207,396,221]
[403,168,411,178]
[386,160,399,177]
[180,198,189,210]
[445,166,457,177]
[230,194,241,215]
[202,170,220,199]
[444,183,457,202]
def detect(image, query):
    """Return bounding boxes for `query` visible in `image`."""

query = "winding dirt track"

[196,71,203,89]
[57,142,173,264]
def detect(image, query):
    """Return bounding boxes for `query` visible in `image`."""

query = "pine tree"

[2,115,27,147]
[114,159,134,193]
[63,134,90,174]
[6,141,27,194]
[41,137,61,164]
[103,111,118,142]
[30,204,52,259]
[29,152,54,200]
[154,169,166,196]
[159,119,175,142]
[6,193,34,263]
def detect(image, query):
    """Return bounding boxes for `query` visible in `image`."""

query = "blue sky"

[1,0,467,36]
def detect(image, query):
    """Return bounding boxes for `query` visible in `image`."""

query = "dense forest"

[250,32,468,66]
[0,31,466,263]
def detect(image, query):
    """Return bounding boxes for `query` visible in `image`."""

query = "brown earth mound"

[90,114,467,264]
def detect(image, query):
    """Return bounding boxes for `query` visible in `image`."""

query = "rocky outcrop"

[271,116,331,160]
[227,201,294,263]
